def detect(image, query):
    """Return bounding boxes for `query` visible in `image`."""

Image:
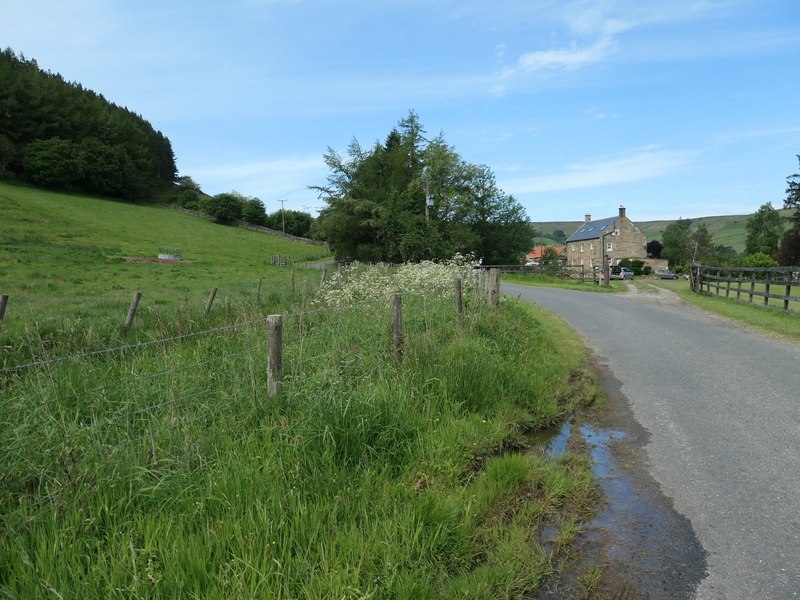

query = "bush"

[738,252,778,268]
[201,192,245,223]
[619,258,646,276]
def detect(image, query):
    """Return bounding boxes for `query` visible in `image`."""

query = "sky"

[2,0,799,222]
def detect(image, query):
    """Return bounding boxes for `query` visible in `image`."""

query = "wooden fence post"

[488,268,500,307]
[0,294,8,325]
[124,291,142,330]
[320,268,327,289]
[392,294,404,360]
[257,278,262,300]
[205,287,218,315]
[785,271,793,312]
[267,314,283,397]
[454,278,463,325]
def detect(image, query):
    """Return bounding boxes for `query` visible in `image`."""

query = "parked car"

[656,268,679,280]
[610,266,634,280]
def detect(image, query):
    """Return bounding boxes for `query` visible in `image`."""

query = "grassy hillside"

[533,209,794,253]
[0,181,327,330]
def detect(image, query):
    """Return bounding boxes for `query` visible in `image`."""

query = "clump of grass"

[1,264,598,598]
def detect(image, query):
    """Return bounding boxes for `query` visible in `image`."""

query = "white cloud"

[503,147,692,194]
[517,35,616,71]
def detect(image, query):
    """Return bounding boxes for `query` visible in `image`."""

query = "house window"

[607,242,613,252]
[580,243,584,253]
[590,242,593,251]
[614,229,620,236]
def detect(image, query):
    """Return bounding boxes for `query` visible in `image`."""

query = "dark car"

[610,266,634,280]
[656,268,679,280]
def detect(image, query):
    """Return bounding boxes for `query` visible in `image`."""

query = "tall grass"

[1,264,598,598]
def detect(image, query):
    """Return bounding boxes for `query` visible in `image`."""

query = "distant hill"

[533,209,794,253]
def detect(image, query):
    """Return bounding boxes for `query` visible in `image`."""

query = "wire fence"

[1,272,494,496]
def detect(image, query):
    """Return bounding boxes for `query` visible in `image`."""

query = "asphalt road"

[505,282,800,599]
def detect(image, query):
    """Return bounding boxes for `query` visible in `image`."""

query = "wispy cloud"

[503,147,692,194]
[517,36,616,72]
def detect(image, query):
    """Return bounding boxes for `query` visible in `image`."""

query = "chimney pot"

[585,213,591,223]
[619,205,626,219]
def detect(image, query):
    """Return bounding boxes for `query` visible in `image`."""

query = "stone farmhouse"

[565,206,647,269]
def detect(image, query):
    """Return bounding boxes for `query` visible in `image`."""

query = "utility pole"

[278,199,286,234]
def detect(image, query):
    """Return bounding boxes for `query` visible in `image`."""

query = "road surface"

[505,282,800,599]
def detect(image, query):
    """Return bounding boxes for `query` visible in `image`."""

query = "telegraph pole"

[279,199,286,234]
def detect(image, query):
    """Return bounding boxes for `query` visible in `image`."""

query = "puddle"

[530,418,572,457]
[532,419,706,599]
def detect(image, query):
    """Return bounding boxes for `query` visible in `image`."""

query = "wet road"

[505,283,800,599]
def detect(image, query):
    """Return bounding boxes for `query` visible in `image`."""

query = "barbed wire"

[0,319,271,374]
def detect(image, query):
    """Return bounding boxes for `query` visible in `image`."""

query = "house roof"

[565,216,617,243]
[527,245,566,260]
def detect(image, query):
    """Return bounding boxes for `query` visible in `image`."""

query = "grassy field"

[0,181,328,362]
[1,185,602,598]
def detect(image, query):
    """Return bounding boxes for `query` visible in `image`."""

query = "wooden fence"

[690,265,800,313]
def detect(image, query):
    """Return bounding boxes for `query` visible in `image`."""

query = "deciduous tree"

[745,202,784,257]
[661,219,691,267]
[312,112,532,263]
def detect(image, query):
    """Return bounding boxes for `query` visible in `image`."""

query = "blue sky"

[2,0,799,222]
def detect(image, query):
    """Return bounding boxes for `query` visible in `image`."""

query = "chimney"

[585,213,592,223]
[619,205,626,219]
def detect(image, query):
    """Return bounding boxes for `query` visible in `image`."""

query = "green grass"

[503,272,625,293]
[0,180,328,363]
[1,183,602,597]
[0,290,599,598]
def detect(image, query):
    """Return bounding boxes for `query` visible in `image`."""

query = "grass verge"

[1,280,599,598]
[502,273,623,293]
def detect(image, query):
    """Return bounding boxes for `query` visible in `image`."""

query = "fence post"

[392,294,404,360]
[267,314,283,397]
[257,278,262,300]
[785,271,793,312]
[764,271,771,307]
[488,268,500,307]
[320,268,327,289]
[124,291,142,330]
[454,278,463,325]
[0,294,8,325]
[205,287,218,315]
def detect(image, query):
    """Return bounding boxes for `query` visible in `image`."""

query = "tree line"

[0,48,176,200]
[309,112,532,264]
[652,158,800,269]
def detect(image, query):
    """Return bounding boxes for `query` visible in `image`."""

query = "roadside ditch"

[530,365,708,599]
